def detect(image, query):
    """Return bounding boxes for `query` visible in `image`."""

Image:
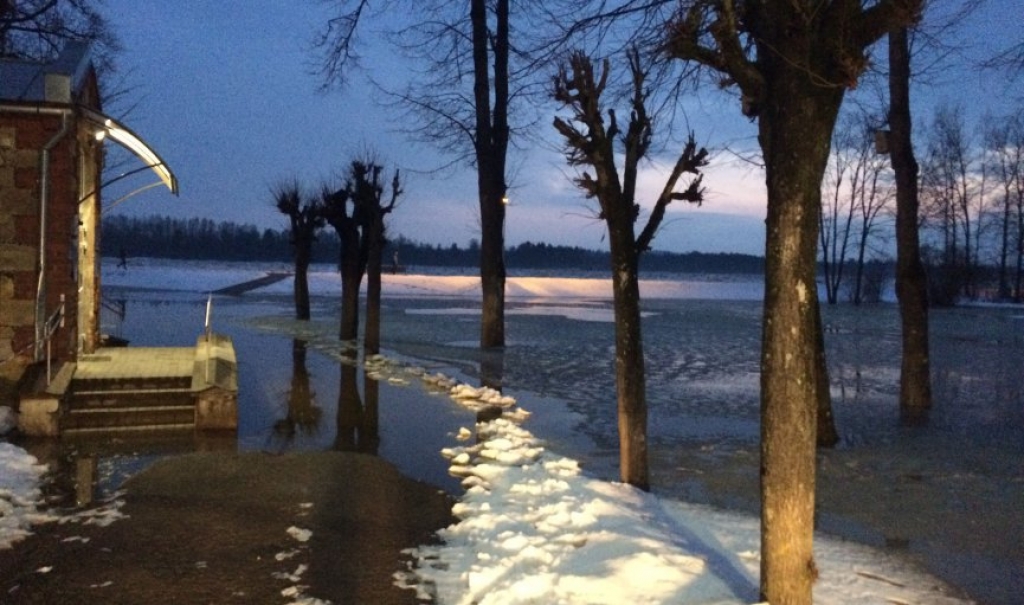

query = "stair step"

[63,423,196,436]
[72,387,193,399]
[64,404,196,430]
[73,377,192,392]
[71,388,193,408]
[70,405,195,415]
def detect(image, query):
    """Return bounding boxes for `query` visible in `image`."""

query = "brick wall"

[0,111,81,387]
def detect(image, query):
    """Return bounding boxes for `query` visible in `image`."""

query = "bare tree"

[352,161,402,355]
[321,182,363,343]
[552,50,707,490]
[553,2,923,598]
[983,39,1024,77]
[321,159,402,351]
[887,20,931,417]
[850,127,893,305]
[314,0,531,349]
[0,0,119,73]
[820,120,859,305]
[273,181,324,320]
[920,104,987,303]
[824,114,893,305]
[984,113,1024,300]
[654,3,922,603]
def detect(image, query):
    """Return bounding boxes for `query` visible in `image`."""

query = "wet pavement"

[0,451,453,604]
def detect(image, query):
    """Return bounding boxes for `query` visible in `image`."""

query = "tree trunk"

[478,184,507,348]
[814,302,840,447]
[998,181,1011,299]
[758,69,842,605]
[889,26,932,417]
[364,210,384,355]
[1017,195,1024,300]
[471,0,509,349]
[608,231,649,490]
[853,226,870,305]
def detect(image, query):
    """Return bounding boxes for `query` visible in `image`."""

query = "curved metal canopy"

[80,106,179,196]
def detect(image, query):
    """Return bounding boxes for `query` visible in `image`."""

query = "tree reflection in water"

[273,339,322,440]
[335,351,380,453]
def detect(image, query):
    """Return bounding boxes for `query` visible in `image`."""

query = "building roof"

[0,41,94,103]
[0,41,178,197]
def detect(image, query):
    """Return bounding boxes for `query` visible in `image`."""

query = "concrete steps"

[66,388,197,432]
[64,349,197,433]
[18,334,239,437]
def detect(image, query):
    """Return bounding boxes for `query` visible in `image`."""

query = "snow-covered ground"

[385,372,968,605]
[0,259,987,604]
[0,443,50,550]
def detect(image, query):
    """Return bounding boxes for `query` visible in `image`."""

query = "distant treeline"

[101,214,766,274]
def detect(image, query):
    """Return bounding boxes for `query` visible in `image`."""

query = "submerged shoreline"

[6,259,1020,603]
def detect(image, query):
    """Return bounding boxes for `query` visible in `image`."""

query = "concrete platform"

[18,334,239,436]
[75,346,195,382]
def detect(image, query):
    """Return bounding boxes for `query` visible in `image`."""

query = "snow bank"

[392,368,969,605]
[0,443,50,549]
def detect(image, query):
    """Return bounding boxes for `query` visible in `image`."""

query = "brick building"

[0,42,177,403]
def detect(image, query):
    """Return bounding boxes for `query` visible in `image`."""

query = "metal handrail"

[41,294,65,384]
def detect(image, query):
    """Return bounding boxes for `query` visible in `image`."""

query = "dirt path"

[0,451,454,604]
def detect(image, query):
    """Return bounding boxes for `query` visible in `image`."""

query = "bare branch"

[635,133,708,253]
[312,0,372,90]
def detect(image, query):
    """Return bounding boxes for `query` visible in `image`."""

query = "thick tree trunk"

[480,348,505,391]
[758,73,842,605]
[478,183,506,348]
[471,0,509,349]
[608,234,648,490]
[889,26,932,417]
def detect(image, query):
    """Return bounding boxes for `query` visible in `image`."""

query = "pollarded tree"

[321,159,403,350]
[349,160,402,355]
[553,50,707,490]
[273,181,324,320]
[657,3,924,603]
[321,182,363,343]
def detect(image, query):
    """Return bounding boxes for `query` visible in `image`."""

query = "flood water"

[26,273,1024,605]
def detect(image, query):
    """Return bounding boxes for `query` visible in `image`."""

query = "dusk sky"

[100,1,1019,256]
